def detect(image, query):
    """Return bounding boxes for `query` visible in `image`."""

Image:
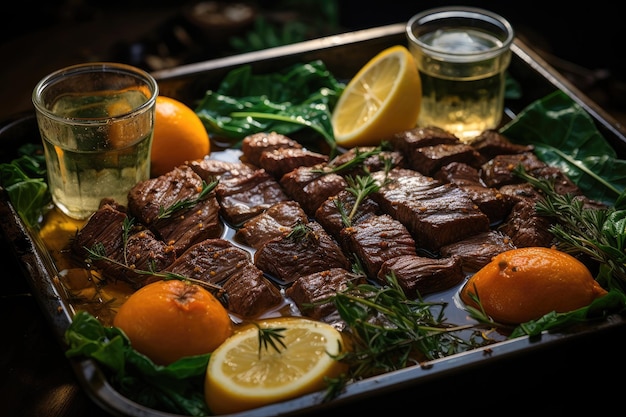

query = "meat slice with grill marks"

[258,147,329,179]
[71,203,176,288]
[371,168,490,251]
[254,220,351,285]
[390,126,460,163]
[439,230,517,271]
[315,189,381,241]
[241,131,302,167]
[340,214,417,279]
[221,263,283,318]
[285,268,366,321]
[187,158,255,182]
[234,200,308,250]
[126,165,223,255]
[279,165,347,216]
[480,152,547,188]
[377,254,464,297]
[215,168,290,226]
[408,143,483,176]
[164,238,252,285]
[469,129,534,161]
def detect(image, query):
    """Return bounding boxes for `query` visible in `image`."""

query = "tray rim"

[2,23,626,417]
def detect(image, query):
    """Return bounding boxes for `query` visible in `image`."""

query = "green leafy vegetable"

[194,60,344,154]
[65,311,211,416]
[501,90,626,205]
[0,143,50,228]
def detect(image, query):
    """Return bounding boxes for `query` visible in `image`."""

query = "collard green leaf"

[501,90,626,205]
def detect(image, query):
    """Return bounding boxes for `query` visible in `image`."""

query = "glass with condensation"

[32,62,158,220]
[406,7,514,142]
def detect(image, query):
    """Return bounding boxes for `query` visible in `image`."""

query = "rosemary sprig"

[121,216,135,266]
[286,221,317,242]
[315,145,386,175]
[83,243,225,296]
[156,179,218,220]
[514,165,626,289]
[253,323,287,358]
[324,273,492,382]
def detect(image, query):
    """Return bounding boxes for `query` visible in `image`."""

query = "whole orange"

[113,279,232,365]
[151,96,210,177]
[460,246,607,324]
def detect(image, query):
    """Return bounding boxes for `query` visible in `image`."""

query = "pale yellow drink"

[407,7,514,142]
[33,63,158,220]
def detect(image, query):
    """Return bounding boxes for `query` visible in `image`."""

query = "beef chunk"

[340,214,417,279]
[258,147,329,179]
[315,189,381,241]
[390,126,460,160]
[241,132,302,167]
[216,168,290,226]
[371,168,490,251]
[72,203,176,288]
[187,158,255,182]
[498,200,555,248]
[377,255,464,297]
[221,263,283,318]
[164,238,252,285]
[470,129,534,161]
[409,143,483,176]
[235,201,308,249]
[254,221,351,285]
[480,152,547,188]
[286,268,365,321]
[439,230,517,271]
[279,165,347,216]
[435,161,483,187]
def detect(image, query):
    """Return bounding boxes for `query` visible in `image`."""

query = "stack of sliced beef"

[71,128,596,323]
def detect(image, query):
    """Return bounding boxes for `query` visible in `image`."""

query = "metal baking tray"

[1,23,625,417]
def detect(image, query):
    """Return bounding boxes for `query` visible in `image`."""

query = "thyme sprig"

[156,179,218,220]
[514,165,626,289]
[314,145,387,175]
[253,323,287,358]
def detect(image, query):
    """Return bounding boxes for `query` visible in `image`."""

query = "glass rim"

[406,6,515,61]
[32,62,159,125]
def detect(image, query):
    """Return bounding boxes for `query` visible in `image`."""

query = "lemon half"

[332,45,422,148]
[205,317,347,414]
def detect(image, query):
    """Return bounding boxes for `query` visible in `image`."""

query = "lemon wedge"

[204,317,347,414]
[332,45,422,147]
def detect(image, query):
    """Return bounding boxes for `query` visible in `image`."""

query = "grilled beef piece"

[279,165,347,216]
[470,129,534,161]
[498,200,555,248]
[187,158,255,182]
[498,182,542,204]
[164,238,252,285]
[72,203,176,288]
[258,147,329,179]
[340,214,417,279]
[390,126,460,163]
[531,165,585,196]
[436,162,514,223]
[439,230,517,271]
[409,143,483,176]
[315,189,381,241]
[221,263,283,318]
[377,254,464,297]
[327,146,406,177]
[234,200,308,249]
[286,268,366,321]
[254,220,351,285]
[371,168,490,251]
[480,152,547,188]
[241,131,302,167]
[216,168,290,226]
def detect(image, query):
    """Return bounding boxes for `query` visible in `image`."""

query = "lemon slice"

[205,317,347,414]
[332,45,422,147]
